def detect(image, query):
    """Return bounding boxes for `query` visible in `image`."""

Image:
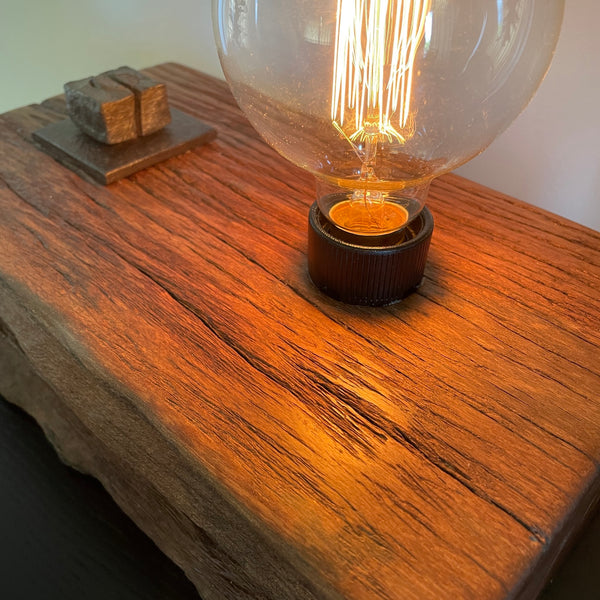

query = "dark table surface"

[0,396,199,600]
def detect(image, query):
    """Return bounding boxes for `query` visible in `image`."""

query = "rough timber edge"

[0,278,343,600]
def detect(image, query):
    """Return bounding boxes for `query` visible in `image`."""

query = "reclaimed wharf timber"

[0,63,599,600]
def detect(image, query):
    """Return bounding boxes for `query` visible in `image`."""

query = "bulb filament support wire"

[331,0,431,146]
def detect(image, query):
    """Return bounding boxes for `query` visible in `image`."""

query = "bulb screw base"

[307,202,434,306]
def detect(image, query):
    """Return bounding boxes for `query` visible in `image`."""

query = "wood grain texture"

[64,67,171,143]
[104,66,171,136]
[0,63,599,600]
[64,74,138,144]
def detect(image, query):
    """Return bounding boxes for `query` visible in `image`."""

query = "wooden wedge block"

[64,75,137,144]
[104,66,171,136]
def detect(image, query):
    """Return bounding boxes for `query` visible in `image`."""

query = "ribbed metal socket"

[307,203,434,306]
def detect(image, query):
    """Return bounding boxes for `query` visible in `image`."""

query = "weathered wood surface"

[0,63,599,600]
[105,66,171,137]
[65,67,171,142]
[65,73,138,144]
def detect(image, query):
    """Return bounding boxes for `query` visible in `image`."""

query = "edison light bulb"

[213,0,564,305]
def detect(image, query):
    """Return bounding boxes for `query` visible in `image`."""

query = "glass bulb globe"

[213,0,564,306]
[213,0,564,238]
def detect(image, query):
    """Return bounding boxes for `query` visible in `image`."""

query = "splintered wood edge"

[0,281,342,600]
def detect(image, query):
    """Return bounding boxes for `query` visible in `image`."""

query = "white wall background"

[1,0,599,231]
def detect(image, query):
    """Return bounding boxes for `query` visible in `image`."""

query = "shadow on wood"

[0,397,200,600]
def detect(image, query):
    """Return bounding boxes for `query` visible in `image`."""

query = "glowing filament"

[331,0,431,144]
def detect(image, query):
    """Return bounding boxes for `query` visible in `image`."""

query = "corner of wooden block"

[64,75,137,145]
[104,67,172,136]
